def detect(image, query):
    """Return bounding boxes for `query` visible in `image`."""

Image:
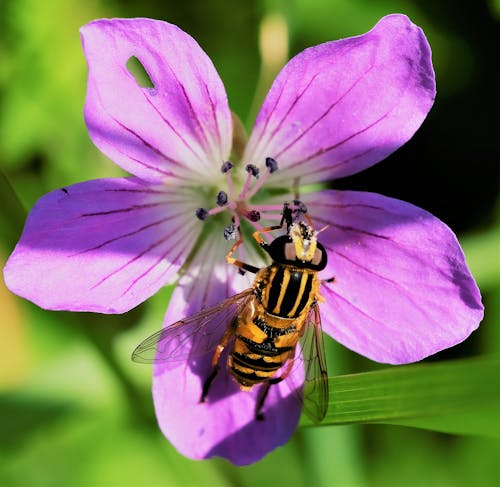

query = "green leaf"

[0,169,26,250]
[460,227,500,289]
[302,356,500,437]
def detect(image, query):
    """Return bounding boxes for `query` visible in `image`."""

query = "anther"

[224,223,237,240]
[246,164,260,178]
[216,191,228,206]
[195,208,209,221]
[247,210,261,222]
[292,199,308,214]
[265,157,278,173]
[220,161,234,173]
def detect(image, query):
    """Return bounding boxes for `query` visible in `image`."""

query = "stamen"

[245,158,278,200]
[246,210,261,222]
[252,204,289,212]
[220,161,234,197]
[246,164,260,179]
[217,191,228,206]
[208,206,226,216]
[195,208,209,221]
[232,213,241,232]
[220,161,234,173]
[238,170,255,199]
[265,157,278,173]
[292,199,307,214]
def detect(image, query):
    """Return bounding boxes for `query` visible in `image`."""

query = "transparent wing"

[297,303,329,423]
[132,289,254,364]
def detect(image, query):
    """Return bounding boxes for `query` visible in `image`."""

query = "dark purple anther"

[265,157,278,173]
[216,191,228,206]
[247,210,261,222]
[245,164,260,178]
[292,199,308,214]
[195,208,209,221]
[220,161,234,173]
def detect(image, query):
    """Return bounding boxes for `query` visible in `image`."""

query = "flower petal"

[152,238,302,465]
[302,190,483,364]
[244,14,435,186]
[3,178,200,313]
[81,18,232,184]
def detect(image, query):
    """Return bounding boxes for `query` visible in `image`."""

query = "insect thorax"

[255,263,320,319]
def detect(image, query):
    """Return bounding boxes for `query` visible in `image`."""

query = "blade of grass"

[0,169,26,250]
[302,356,500,437]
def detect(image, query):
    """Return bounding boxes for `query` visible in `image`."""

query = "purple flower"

[3,15,483,465]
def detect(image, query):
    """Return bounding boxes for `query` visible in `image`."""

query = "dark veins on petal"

[112,117,185,170]
[252,77,288,145]
[329,248,436,325]
[202,80,223,152]
[104,187,170,195]
[283,63,416,170]
[119,227,194,297]
[286,110,391,170]
[273,64,375,159]
[90,218,193,290]
[263,74,320,150]
[288,147,376,180]
[314,215,391,241]
[159,57,214,156]
[74,214,181,255]
[141,89,206,163]
[80,202,166,217]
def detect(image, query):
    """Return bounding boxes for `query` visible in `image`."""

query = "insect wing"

[298,303,329,423]
[132,289,254,364]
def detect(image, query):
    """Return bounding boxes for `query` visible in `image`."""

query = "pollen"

[195,207,209,221]
[265,157,278,173]
[290,222,318,261]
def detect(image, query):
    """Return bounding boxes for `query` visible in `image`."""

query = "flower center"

[195,157,289,242]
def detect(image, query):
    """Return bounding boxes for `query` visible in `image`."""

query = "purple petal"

[244,14,435,186]
[301,190,483,364]
[152,239,302,465]
[3,178,200,313]
[81,18,232,184]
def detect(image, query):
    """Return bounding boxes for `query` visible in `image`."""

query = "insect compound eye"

[313,243,328,270]
[311,248,323,266]
[284,243,296,261]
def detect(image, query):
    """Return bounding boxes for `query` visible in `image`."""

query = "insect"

[132,202,332,422]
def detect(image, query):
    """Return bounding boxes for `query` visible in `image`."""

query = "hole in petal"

[126,56,155,89]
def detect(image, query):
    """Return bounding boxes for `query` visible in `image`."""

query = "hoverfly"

[133,202,332,422]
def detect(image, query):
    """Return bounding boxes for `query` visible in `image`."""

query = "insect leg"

[316,276,336,303]
[255,349,297,420]
[226,230,260,274]
[252,204,291,253]
[255,381,272,421]
[293,177,300,201]
[200,323,235,403]
[252,224,284,247]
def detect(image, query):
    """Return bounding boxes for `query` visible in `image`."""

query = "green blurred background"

[1,0,499,485]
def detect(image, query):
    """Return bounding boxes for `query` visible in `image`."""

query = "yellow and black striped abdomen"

[261,264,316,318]
[229,337,291,388]
[228,264,319,389]
[228,296,301,388]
